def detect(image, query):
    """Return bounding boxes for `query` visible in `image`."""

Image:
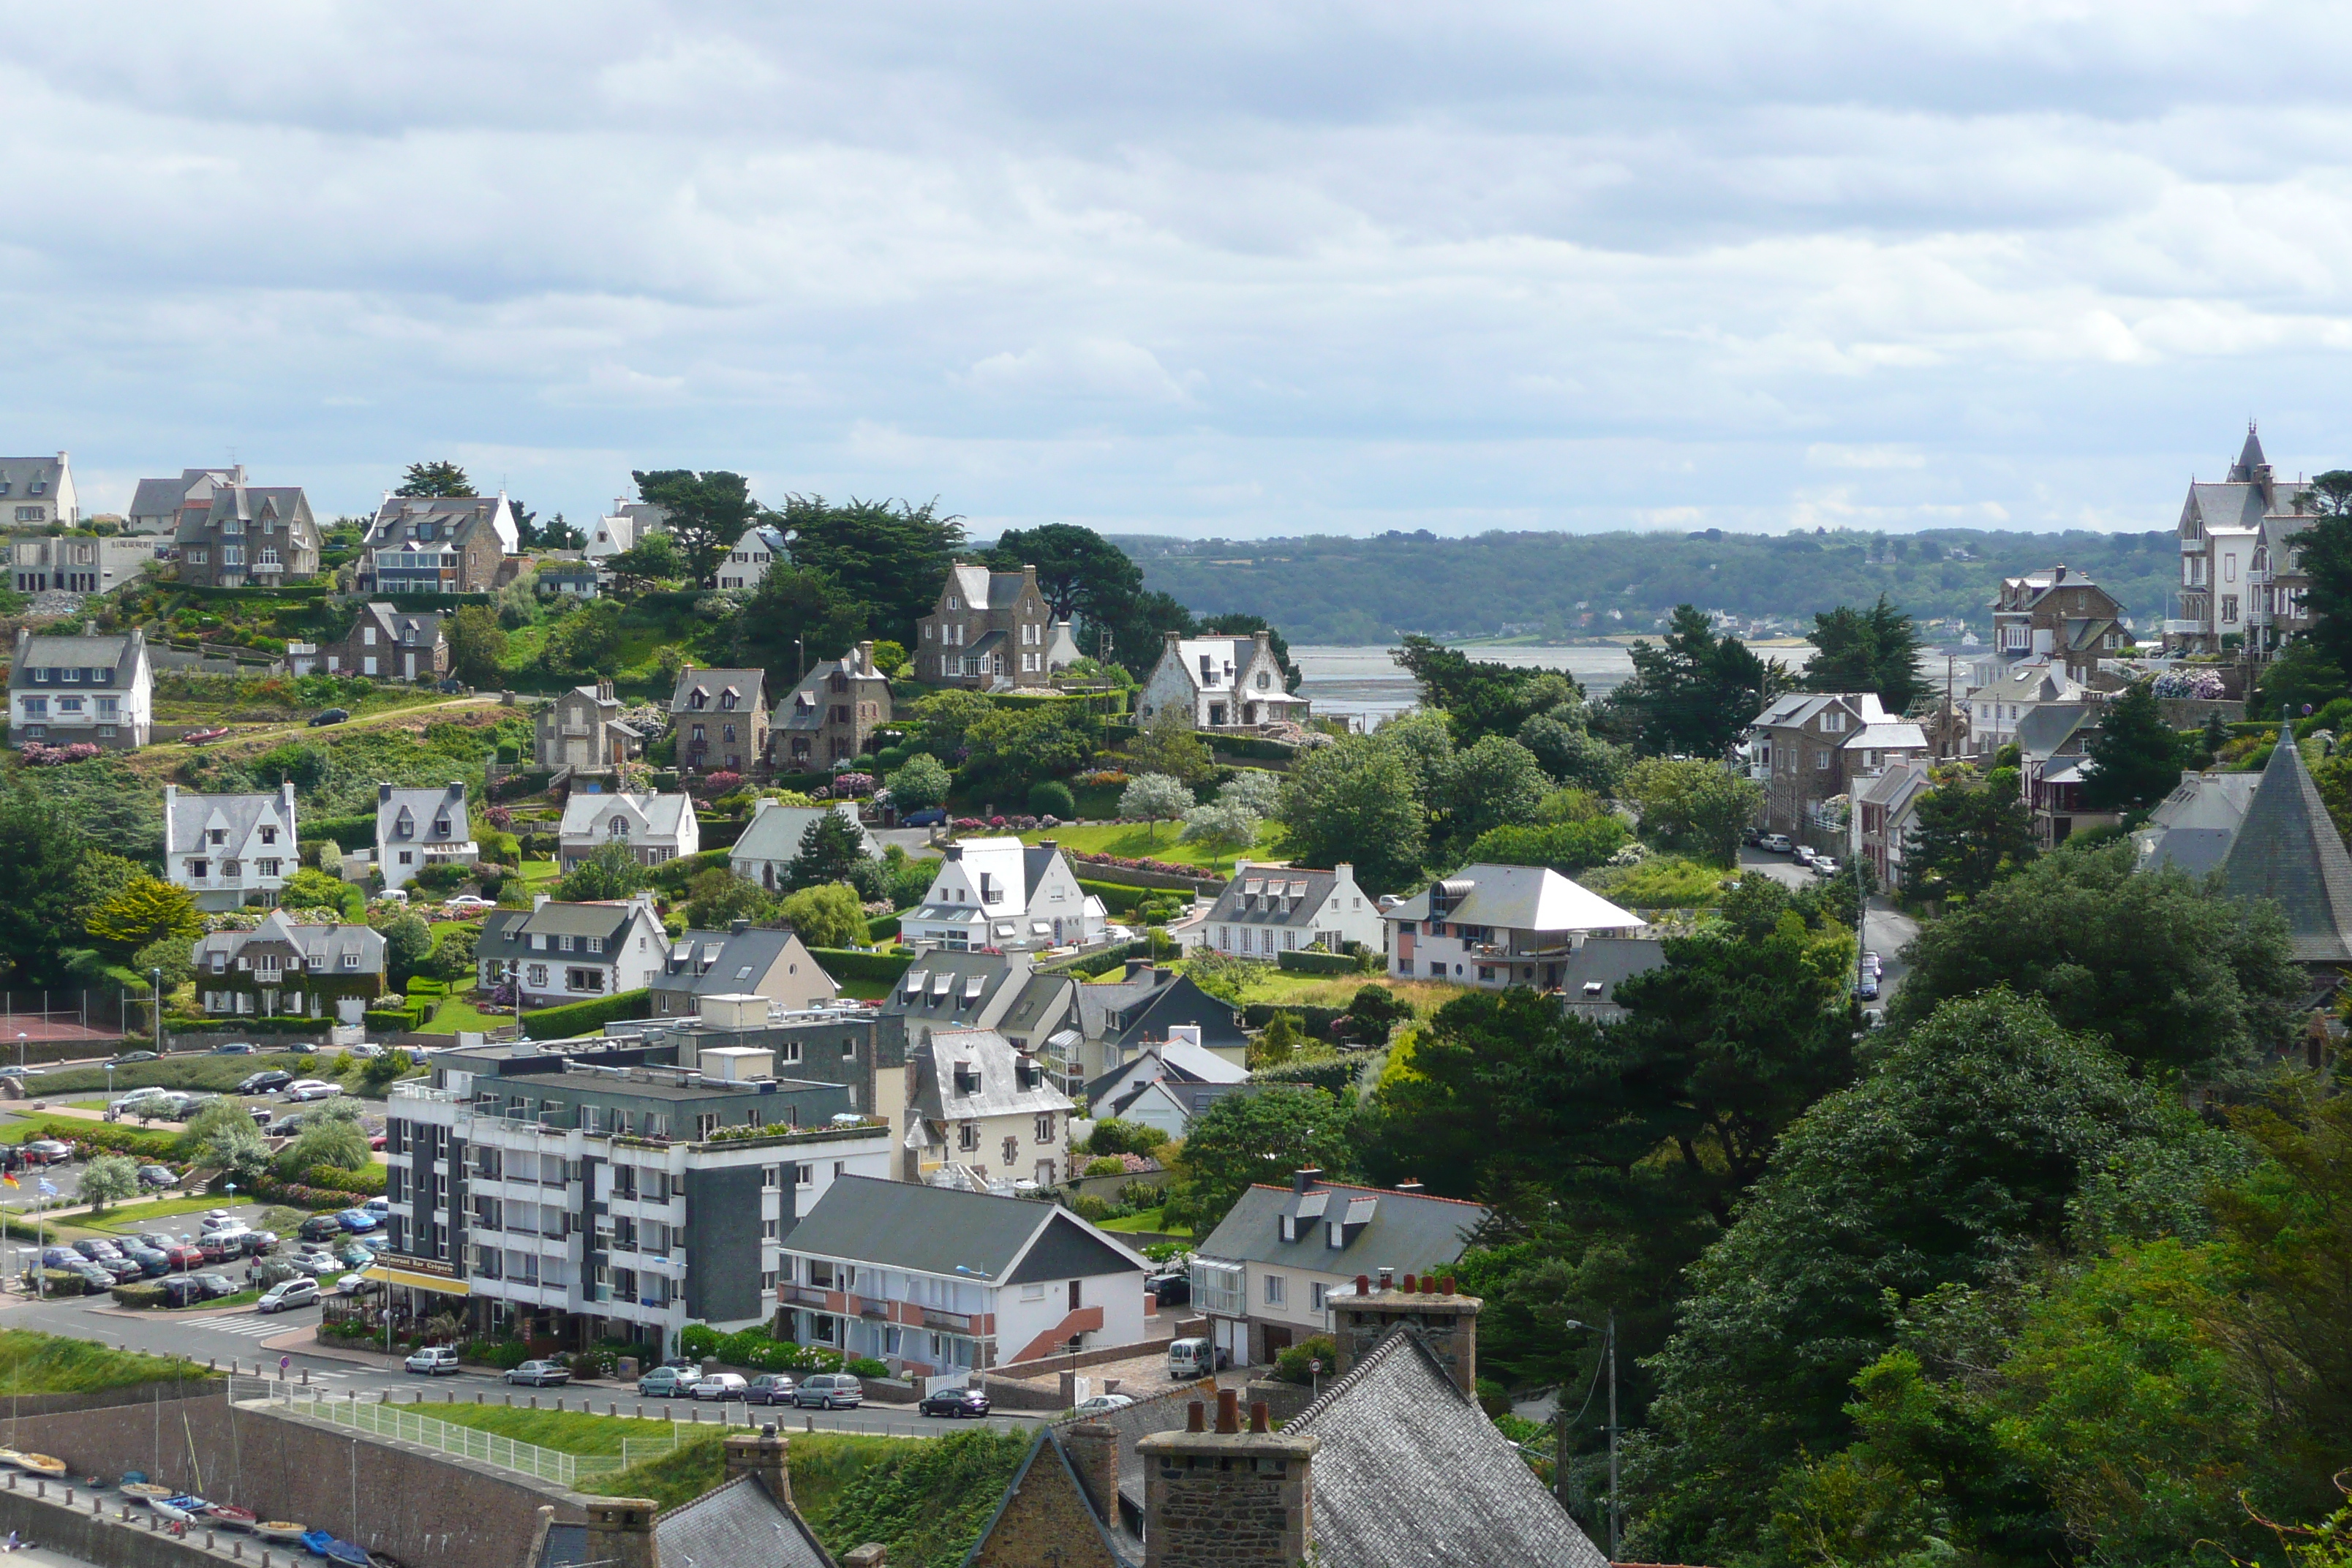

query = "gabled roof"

[1085,973,1249,1055]
[1556,937,1666,1019]
[2015,702,2097,761]
[960,1426,1138,1568]
[884,949,1034,1022]
[188,485,313,539]
[166,785,293,859]
[194,911,384,970]
[351,602,445,648]
[656,1473,832,1568]
[911,1028,1076,1123]
[654,927,823,999]
[1081,1033,1249,1107]
[2220,734,2352,964]
[479,899,655,947]
[732,799,875,863]
[671,667,766,713]
[945,562,1033,611]
[2134,770,2262,877]
[1384,863,1642,933]
[1751,691,1888,731]
[1206,866,1341,928]
[1196,1178,1488,1275]
[377,784,471,846]
[784,1175,1147,1279]
[558,790,694,843]
[8,628,148,691]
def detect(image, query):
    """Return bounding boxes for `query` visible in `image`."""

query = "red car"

[181,727,231,745]
[367,1134,387,1151]
[159,1245,205,1270]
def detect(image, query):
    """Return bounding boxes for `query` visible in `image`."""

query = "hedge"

[694,815,749,850]
[522,988,653,1039]
[303,814,382,849]
[1275,948,1365,976]
[168,581,335,603]
[167,1014,341,1036]
[238,1172,374,1210]
[809,949,913,985]
[1241,1003,1347,1038]
[308,1162,385,1194]
[1254,1055,1361,1095]
[867,913,901,943]
[7,1117,178,1159]
[648,848,731,892]
[1209,736,1300,762]
[1077,879,1153,914]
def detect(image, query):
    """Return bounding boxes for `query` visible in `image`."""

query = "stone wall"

[1137,1422,1317,1568]
[964,1435,1125,1568]
[0,1482,223,1568]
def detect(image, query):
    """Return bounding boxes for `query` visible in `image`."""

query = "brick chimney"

[584,1499,658,1568]
[1063,1420,1120,1526]
[724,1425,793,1505]
[1137,1392,1318,1568]
[1334,1273,1480,1400]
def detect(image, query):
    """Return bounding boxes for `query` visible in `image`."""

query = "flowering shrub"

[18,742,100,766]
[484,806,516,832]
[1079,769,1131,788]
[949,815,1044,833]
[829,772,877,796]
[1070,849,1222,881]
[2151,668,2228,700]
[694,770,745,797]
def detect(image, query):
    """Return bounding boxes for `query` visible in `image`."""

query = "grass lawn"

[581,1427,913,1518]
[838,978,897,1003]
[25,1052,314,1097]
[1190,965,1472,1014]
[421,993,518,1036]
[420,1401,717,1457]
[83,1196,233,1233]
[1014,819,1283,875]
[1101,1208,1192,1237]
[0,1329,201,1392]
[517,859,561,888]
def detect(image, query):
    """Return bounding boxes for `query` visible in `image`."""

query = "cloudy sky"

[8,1,2352,537]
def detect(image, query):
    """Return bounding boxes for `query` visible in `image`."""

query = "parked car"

[688,1373,748,1402]
[257,1278,319,1313]
[1168,1338,1226,1379]
[1811,856,1842,879]
[284,1079,339,1102]
[137,1164,179,1190]
[158,1277,207,1307]
[901,807,949,827]
[159,1245,206,1271]
[1862,951,1882,978]
[364,1195,389,1218]
[129,1232,177,1252]
[105,1050,159,1068]
[744,1374,797,1406]
[200,1210,245,1233]
[190,1271,239,1300]
[235,1071,295,1096]
[333,1208,379,1233]
[72,1239,122,1261]
[19,1140,72,1165]
[443,895,494,915]
[238,1230,279,1256]
[196,1235,249,1264]
[636,1367,703,1399]
[406,1346,461,1376]
[1070,1393,1134,1417]
[307,708,350,728]
[333,1240,376,1267]
[1855,973,1881,1000]
[793,1374,864,1410]
[37,1247,79,1270]
[298,1215,344,1243]
[1794,844,1817,865]
[92,1256,142,1282]
[504,1360,570,1388]
[1861,1007,1888,1030]
[1147,1269,1191,1307]
[286,1252,341,1279]
[336,1273,377,1297]
[210,1042,260,1055]
[919,1387,992,1419]
[1760,834,1795,853]
[67,1263,116,1292]
[121,1246,171,1278]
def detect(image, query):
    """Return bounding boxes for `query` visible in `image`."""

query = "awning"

[363,1264,470,1296]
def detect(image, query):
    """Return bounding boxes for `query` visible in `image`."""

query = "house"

[557,790,698,871]
[1988,564,2130,683]
[1199,861,1381,962]
[2219,723,2352,972]
[127,466,237,536]
[2133,771,2264,876]
[1081,1027,1249,1137]
[669,666,768,775]
[900,836,1104,953]
[164,782,298,911]
[8,535,159,596]
[917,562,1055,688]
[1964,664,2087,761]
[1852,757,1937,889]
[771,641,892,769]
[2016,702,2117,849]
[1189,1166,1489,1365]
[779,1175,1150,1376]
[374,781,477,892]
[476,893,668,1009]
[532,679,643,774]
[358,494,517,595]
[903,1027,1077,1190]
[584,499,666,562]
[7,622,153,749]
[730,799,878,892]
[960,1281,1607,1568]
[192,911,385,1021]
[294,603,448,682]
[1742,692,1931,844]
[649,924,838,1019]
[1139,629,1311,734]
[1554,937,1666,1025]
[715,522,786,591]
[645,1429,833,1568]
[1382,863,1643,990]
[882,949,1069,1056]
[1073,966,1251,1078]
[533,556,600,598]
[386,1033,892,1353]
[0,454,76,529]
[173,483,319,587]
[2168,424,2321,661]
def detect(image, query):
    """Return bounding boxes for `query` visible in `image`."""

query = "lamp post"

[150,968,163,1057]
[1565,1314,1619,1558]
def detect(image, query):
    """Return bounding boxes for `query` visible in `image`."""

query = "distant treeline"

[1119,528,2182,644]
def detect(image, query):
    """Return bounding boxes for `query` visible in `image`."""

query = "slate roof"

[480,899,657,949]
[184,484,312,541]
[911,1028,1076,1123]
[0,456,67,500]
[2220,734,2352,964]
[671,666,767,715]
[1196,1179,1488,1276]
[785,1175,1145,1278]
[558,790,695,845]
[1082,1034,1248,1108]
[1384,863,1642,933]
[350,602,445,650]
[777,655,887,731]
[733,800,877,864]
[195,911,385,973]
[2134,771,2262,877]
[2231,423,2269,480]
[8,628,148,691]
[129,473,219,522]
[2015,702,2097,761]
[1556,937,1666,1021]
[165,785,295,862]
[365,494,510,554]
[656,1473,832,1568]
[1081,973,1249,1055]
[1750,692,1890,731]
[947,562,1032,609]
[885,951,1035,1025]
[1205,867,1341,930]
[655,927,818,998]
[377,784,472,848]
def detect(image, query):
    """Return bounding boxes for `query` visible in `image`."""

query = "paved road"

[181,694,500,752]
[1735,847,1919,1006]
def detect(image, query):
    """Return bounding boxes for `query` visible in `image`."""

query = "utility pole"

[1605,1311,1621,1560]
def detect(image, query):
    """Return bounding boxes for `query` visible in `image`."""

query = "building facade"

[1743,691,1931,843]
[772,641,892,769]
[1200,862,1381,961]
[358,495,516,595]
[174,483,319,588]
[292,603,448,682]
[1382,863,1643,990]
[8,535,159,596]
[476,894,668,1009]
[533,680,643,774]
[1988,565,2128,683]
[2168,424,2321,660]
[902,1026,1077,1190]
[0,455,75,528]
[669,666,768,776]
[730,800,879,892]
[557,790,698,872]
[375,781,477,892]
[715,524,786,592]
[7,623,152,750]
[1138,630,1308,734]
[900,837,1105,953]
[649,925,839,1019]
[917,562,1055,688]
[127,467,236,536]
[164,782,298,911]
[192,911,385,1020]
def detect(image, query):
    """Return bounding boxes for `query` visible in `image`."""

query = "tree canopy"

[781,495,966,648]
[394,461,470,497]
[632,469,761,587]
[2080,680,2185,813]
[1274,734,1428,893]
[1901,766,2036,900]
[1607,605,1781,758]
[1802,595,1925,712]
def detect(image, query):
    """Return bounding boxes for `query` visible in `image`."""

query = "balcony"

[920,1306,975,1333]
[781,1284,832,1310]
[2163,619,2205,636]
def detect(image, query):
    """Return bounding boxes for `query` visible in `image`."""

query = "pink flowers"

[18,742,100,766]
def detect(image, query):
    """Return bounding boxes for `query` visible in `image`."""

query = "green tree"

[1888,841,2302,1078]
[1436,735,1550,853]
[603,530,687,592]
[1608,605,1781,758]
[1179,800,1260,872]
[557,840,649,902]
[1126,710,1215,788]
[83,876,203,954]
[961,704,1093,797]
[1461,818,1632,875]
[177,1097,260,1160]
[777,882,867,949]
[1393,635,1586,744]
[1621,757,1763,866]
[2081,680,2185,813]
[426,924,478,982]
[1249,1009,1305,1068]
[1901,766,2036,900]
[982,523,1143,635]
[75,1154,139,1215]
[884,753,952,813]
[379,911,434,988]
[1218,769,1284,818]
[731,563,867,677]
[1119,774,1195,843]
[781,494,967,648]
[132,933,195,990]
[1518,712,1628,796]
[543,600,626,676]
[1803,595,1925,712]
[632,469,761,587]
[197,1117,269,1182]
[2253,635,2351,724]
[2296,471,2352,687]
[1158,1085,1360,1233]
[394,461,470,497]
[685,867,774,930]
[787,811,872,892]
[282,866,348,912]
[1274,735,1428,893]
[905,689,995,757]
[280,1119,370,1175]
[1101,589,1198,674]
[446,604,508,686]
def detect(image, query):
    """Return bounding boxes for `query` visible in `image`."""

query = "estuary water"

[1290,641,1824,725]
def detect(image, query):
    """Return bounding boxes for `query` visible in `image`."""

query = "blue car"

[334,1208,380,1233]
[901,807,949,826]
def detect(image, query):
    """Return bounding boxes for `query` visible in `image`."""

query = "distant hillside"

[1120,529,2181,644]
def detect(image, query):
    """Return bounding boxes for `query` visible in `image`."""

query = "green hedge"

[648,848,731,892]
[168,581,335,602]
[7,1117,180,1158]
[308,1162,386,1194]
[809,949,913,984]
[304,813,382,848]
[1254,1055,1360,1095]
[1210,736,1299,761]
[167,1014,345,1036]
[522,988,652,1039]
[695,815,749,850]
[868,913,901,943]
[1241,1003,1346,1037]
[1276,947,1365,976]
[1077,879,1152,914]
[364,1002,428,1032]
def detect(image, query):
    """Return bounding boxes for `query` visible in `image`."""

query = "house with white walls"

[899,836,1104,952]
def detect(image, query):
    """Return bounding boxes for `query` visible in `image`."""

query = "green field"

[0,1330,202,1392]
[1101,1208,1193,1238]
[82,1196,235,1232]
[1014,818,1282,873]
[421,995,516,1036]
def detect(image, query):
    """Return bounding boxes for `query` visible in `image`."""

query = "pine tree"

[1902,770,2037,900]
[786,810,870,892]
[2081,682,2184,813]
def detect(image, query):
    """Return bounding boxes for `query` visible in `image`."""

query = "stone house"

[1742,691,1930,843]
[1989,564,2129,683]
[293,602,448,682]
[174,483,319,588]
[917,562,1055,688]
[2168,424,2323,663]
[1851,757,1936,889]
[7,622,152,749]
[164,781,298,911]
[128,466,236,535]
[358,494,517,595]
[1138,629,1309,733]
[669,666,768,776]
[903,1027,1077,1189]
[192,910,385,1021]
[532,679,644,774]
[772,641,892,769]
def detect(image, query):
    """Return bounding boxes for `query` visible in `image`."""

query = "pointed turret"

[2219,712,2352,963]
[2228,421,2271,483]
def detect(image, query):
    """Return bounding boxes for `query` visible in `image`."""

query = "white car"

[1793,844,1817,864]
[283,1079,339,1102]
[1071,1393,1137,1417]
[257,1278,319,1313]
[444,894,494,914]
[344,1044,385,1059]
[199,1210,243,1233]
[1811,856,1841,879]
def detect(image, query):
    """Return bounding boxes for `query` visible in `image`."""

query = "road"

[173,694,501,752]
[1734,846,1920,1006]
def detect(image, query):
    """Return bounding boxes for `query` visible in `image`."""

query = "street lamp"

[150,968,163,1057]
[1564,1316,1619,1559]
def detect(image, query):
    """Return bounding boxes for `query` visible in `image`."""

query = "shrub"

[1068,1193,1123,1222]
[1084,1156,1128,1177]
[1027,780,1077,819]
[522,988,652,1039]
[1084,1118,1171,1157]
[1273,1335,1337,1386]
[846,1357,890,1379]
[1275,947,1360,976]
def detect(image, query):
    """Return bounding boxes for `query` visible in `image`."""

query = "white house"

[1199,862,1382,961]
[375,781,478,892]
[1138,629,1309,733]
[586,499,667,562]
[780,1175,1151,1378]
[164,782,298,911]
[9,535,159,597]
[557,791,698,872]
[900,837,1105,952]
[1382,862,1643,990]
[0,454,77,529]
[715,523,787,592]
[729,800,879,893]
[902,1026,1078,1191]
[8,623,153,750]
[475,893,668,1009]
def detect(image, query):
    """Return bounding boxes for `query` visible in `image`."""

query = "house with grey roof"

[2168,423,2321,662]
[375,781,477,892]
[1743,690,1930,843]
[1852,756,1937,889]
[714,521,787,592]
[584,497,667,562]
[1556,937,1666,1025]
[1190,1168,1489,1365]
[477,893,666,1010]
[164,782,298,911]
[533,679,641,774]
[2016,701,2119,849]
[1384,862,1642,991]
[1082,1026,1249,1137]
[669,665,768,774]
[772,641,892,770]
[193,910,385,1021]
[1199,861,1379,962]
[358,494,517,595]
[7,622,152,749]
[174,482,318,588]
[650,923,837,1019]
[1076,966,1251,1077]
[2220,725,2352,973]
[128,466,235,536]
[780,1174,1150,1378]
[731,799,878,892]
[917,561,1055,688]
[557,788,698,872]
[293,601,447,683]
[1138,627,1309,734]
[1988,563,2130,684]
[0,454,75,529]
[2133,770,2263,877]
[901,835,1105,953]
[905,1027,1077,1191]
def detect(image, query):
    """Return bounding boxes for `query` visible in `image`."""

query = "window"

[1311,1282,1330,1311]
[958,1123,980,1152]
[796,1163,813,1188]
[1264,1273,1286,1306]
[1035,1114,1055,1143]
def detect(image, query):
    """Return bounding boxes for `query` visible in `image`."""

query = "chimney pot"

[1379,1267,1394,1289]
[1403,1273,1417,1293]
[1215,1388,1240,1434]
[1440,1275,1456,1294]
[1250,1401,1271,1433]
[1186,1400,1205,1433]
[1356,1273,1370,1295]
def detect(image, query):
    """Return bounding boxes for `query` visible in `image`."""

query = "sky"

[9,1,2352,539]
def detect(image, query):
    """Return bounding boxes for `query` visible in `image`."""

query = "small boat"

[301,1528,336,1556]
[21,1454,69,1479]
[154,1495,206,1524]
[207,1504,257,1531]
[0,1450,28,1471]
[256,1521,306,1544]
[323,1540,369,1567]
[120,1481,175,1504]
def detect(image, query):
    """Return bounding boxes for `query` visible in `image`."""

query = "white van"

[1168,1338,1218,1380]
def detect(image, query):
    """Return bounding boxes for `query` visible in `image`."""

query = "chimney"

[1332,1278,1481,1401]
[723,1425,793,1506]
[447,780,466,802]
[856,639,875,676]
[730,919,750,935]
[1124,958,1152,982]
[1063,1422,1120,1526]
[1292,1166,1323,1195]
[1254,628,1271,653]
[1138,1401,1319,1568]
[1394,1178,1423,1193]
[532,893,551,911]
[598,678,615,701]
[83,619,96,636]
[378,783,393,805]
[1164,630,1182,652]
[583,1499,658,1568]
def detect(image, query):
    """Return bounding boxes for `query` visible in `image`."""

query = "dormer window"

[431,818,451,838]
[609,816,630,838]
[393,810,415,839]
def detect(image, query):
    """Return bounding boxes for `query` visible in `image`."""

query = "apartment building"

[8,535,157,596]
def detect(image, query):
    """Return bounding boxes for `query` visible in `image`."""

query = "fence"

[0,989,136,1047]
[230,1376,673,1486]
